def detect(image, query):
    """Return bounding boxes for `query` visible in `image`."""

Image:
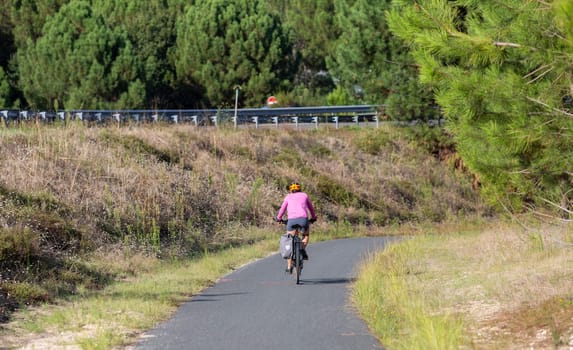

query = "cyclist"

[276,182,317,271]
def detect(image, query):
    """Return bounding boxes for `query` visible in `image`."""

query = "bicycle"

[280,220,306,284]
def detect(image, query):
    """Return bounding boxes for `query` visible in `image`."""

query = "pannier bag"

[279,234,292,259]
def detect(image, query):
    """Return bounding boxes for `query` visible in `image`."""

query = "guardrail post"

[1,110,7,126]
[373,115,379,128]
[210,115,217,127]
[39,112,46,120]
[191,115,198,126]
[133,114,140,124]
[95,113,102,123]
[152,114,158,123]
[291,116,299,129]
[232,116,237,128]
[234,85,240,126]
[113,113,121,124]
[251,116,259,129]
[312,116,318,129]
[352,115,359,126]
[171,114,178,124]
[75,112,83,121]
[20,111,28,120]
[57,112,65,121]
[272,116,278,128]
[332,116,339,129]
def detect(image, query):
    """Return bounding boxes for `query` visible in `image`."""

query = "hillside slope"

[0,124,485,322]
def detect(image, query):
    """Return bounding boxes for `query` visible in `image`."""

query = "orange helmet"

[288,182,301,192]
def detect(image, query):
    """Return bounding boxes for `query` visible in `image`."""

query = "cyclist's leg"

[300,232,309,259]
[302,232,309,248]
[285,228,295,272]
[301,220,310,248]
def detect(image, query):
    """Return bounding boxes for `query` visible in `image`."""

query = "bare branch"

[540,197,573,215]
[526,97,573,118]
[508,169,532,174]
[533,209,573,223]
[524,64,552,79]
[498,199,530,242]
[493,41,522,48]
[551,71,566,86]
[524,65,554,84]
[500,198,573,249]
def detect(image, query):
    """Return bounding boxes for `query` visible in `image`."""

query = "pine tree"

[94,0,181,107]
[282,0,338,88]
[387,0,573,210]
[328,0,392,104]
[173,0,295,107]
[7,0,68,48]
[0,68,10,107]
[17,1,145,109]
[328,0,436,120]
[0,0,28,108]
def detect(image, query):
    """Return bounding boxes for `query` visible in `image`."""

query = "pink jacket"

[276,192,317,220]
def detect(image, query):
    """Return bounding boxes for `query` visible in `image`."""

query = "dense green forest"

[0,1,572,210]
[0,0,431,116]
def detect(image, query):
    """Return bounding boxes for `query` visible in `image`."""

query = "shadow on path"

[300,277,356,286]
[191,292,248,302]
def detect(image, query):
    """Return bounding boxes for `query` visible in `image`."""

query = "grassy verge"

[353,218,573,349]
[353,233,467,349]
[0,230,278,350]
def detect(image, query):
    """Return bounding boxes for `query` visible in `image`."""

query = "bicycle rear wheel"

[294,240,302,284]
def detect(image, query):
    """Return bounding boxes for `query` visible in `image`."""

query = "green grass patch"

[353,236,468,350]
[352,127,393,155]
[1,282,51,305]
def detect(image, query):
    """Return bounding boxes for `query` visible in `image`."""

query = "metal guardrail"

[0,105,382,128]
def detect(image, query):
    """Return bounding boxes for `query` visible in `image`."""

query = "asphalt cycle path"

[134,237,391,350]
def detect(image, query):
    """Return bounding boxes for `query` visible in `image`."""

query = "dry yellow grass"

[354,217,573,349]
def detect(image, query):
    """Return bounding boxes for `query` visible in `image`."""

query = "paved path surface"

[134,237,391,350]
